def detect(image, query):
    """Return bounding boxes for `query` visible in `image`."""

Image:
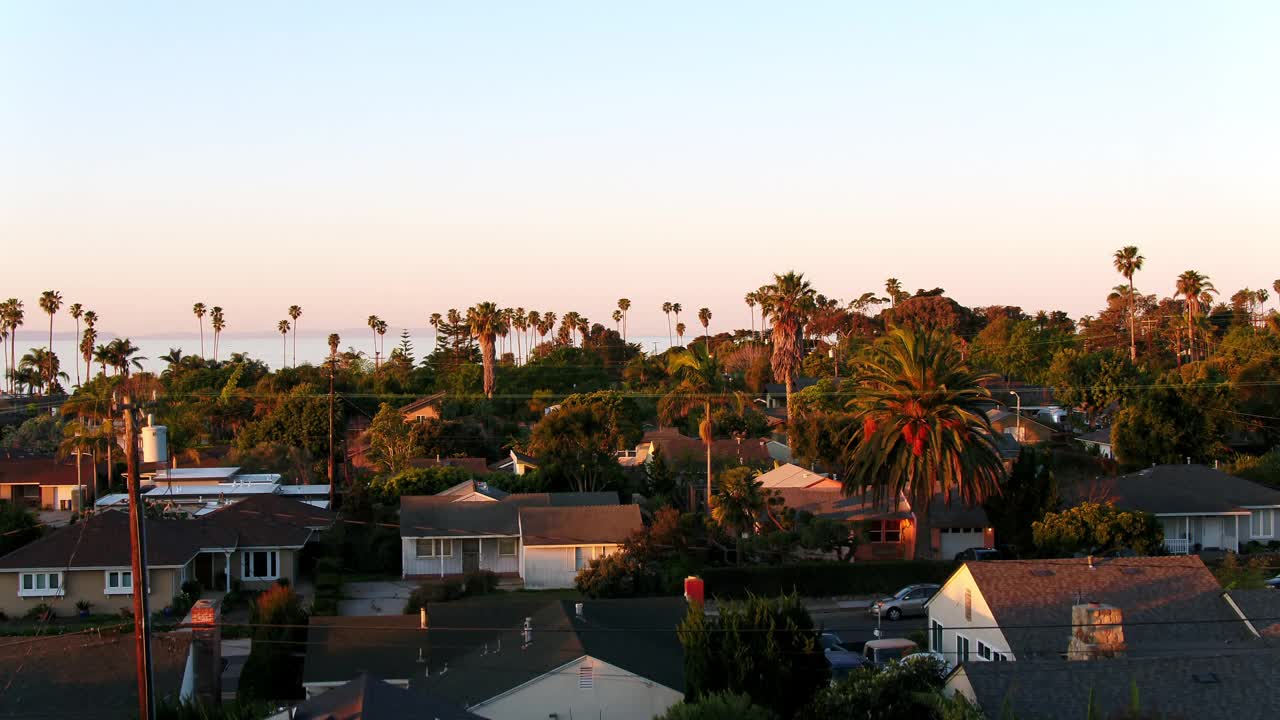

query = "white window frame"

[105,570,134,595]
[976,640,992,661]
[992,651,1010,662]
[574,545,609,571]
[957,634,971,664]
[18,572,63,598]
[415,538,454,558]
[497,538,518,557]
[241,550,280,581]
[1250,510,1274,539]
[930,620,944,653]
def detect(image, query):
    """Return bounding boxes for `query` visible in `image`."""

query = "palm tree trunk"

[1128,281,1137,361]
[74,318,80,386]
[912,503,934,561]
[199,320,204,357]
[292,324,298,368]
[622,312,628,343]
[705,401,713,510]
[785,376,795,421]
[47,315,53,391]
[666,314,672,349]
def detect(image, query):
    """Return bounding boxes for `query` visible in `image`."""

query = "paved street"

[810,608,927,650]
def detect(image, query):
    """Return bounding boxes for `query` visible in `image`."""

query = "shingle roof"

[399,493,620,538]
[504,492,619,507]
[958,650,1280,720]
[519,505,643,546]
[774,488,910,522]
[437,478,508,500]
[0,630,192,717]
[201,493,334,548]
[290,673,482,720]
[399,392,447,415]
[1227,589,1280,638]
[1061,464,1280,515]
[960,556,1252,659]
[0,456,81,486]
[640,429,772,464]
[1077,427,1113,444]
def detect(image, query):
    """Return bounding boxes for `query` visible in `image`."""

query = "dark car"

[1266,574,1280,589]
[954,547,1001,562]
[868,584,940,620]
[821,632,867,680]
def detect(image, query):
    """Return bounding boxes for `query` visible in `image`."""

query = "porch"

[1159,513,1248,555]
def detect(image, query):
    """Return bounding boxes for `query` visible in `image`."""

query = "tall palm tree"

[661,345,745,509]
[842,327,1006,560]
[672,303,683,336]
[210,306,225,362]
[278,320,291,368]
[617,298,631,342]
[662,302,674,349]
[39,290,62,391]
[428,312,443,352]
[376,319,388,362]
[367,315,382,369]
[2,299,25,393]
[562,311,580,347]
[328,332,341,357]
[527,310,542,354]
[468,302,506,399]
[744,292,757,341]
[68,303,83,386]
[1112,246,1145,361]
[759,271,816,420]
[1175,270,1216,362]
[612,309,624,334]
[106,338,145,377]
[675,322,686,345]
[885,278,904,308]
[288,305,303,367]
[80,311,97,381]
[192,303,207,357]
[538,311,555,349]
[710,469,767,565]
[1274,280,1280,313]
[698,307,712,348]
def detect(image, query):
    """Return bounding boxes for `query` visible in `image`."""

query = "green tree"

[1046,348,1139,428]
[366,402,418,474]
[0,503,41,556]
[658,693,775,720]
[660,346,745,505]
[1111,367,1231,468]
[238,583,308,702]
[843,328,1007,560]
[1032,502,1164,556]
[710,466,766,564]
[1113,246,1145,361]
[526,401,627,492]
[679,593,828,718]
[1175,270,1216,362]
[759,271,817,420]
[983,447,1059,557]
[801,655,951,720]
[368,466,474,504]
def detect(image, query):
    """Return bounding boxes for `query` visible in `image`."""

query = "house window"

[19,572,62,598]
[497,538,518,557]
[964,589,972,621]
[575,546,608,571]
[993,651,1010,662]
[59,499,72,511]
[241,550,279,580]
[1251,510,1274,539]
[976,640,992,661]
[105,570,133,595]
[930,620,943,653]
[415,539,454,558]
[866,520,901,543]
[957,635,971,664]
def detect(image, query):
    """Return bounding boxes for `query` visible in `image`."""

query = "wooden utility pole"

[121,394,156,720]
[327,352,335,504]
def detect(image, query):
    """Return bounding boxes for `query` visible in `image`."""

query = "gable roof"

[302,596,687,708]
[400,392,447,416]
[0,456,81,486]
[957,650,1280,720]
[756,464,839,489]
[959,556,1252,659]
[290,673,482,720]
[437,478,509,501]
[774,488,910,523]
[519,505,643,546]
[400,492,620,538]
[0,630,192,716]
[640,429,771,464]
[1062,464,1280,515]
[1076,427,1113,445]
[201,493,335,548]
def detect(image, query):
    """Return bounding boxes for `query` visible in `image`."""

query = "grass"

[336,572,403,584]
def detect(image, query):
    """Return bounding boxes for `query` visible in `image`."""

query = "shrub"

[697,561,955,599]
[170,593,196,617]
[464,570,499,595]
[181,580,202,597]
[25,604,54,621]
[238,583,308,703]
[404,581,465,612]
[657,692,775,720]
[75,600,93,614]
[315,557,340,574]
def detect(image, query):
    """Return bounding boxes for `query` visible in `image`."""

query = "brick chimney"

[1067,602,1126,661]
[189,599,222,703]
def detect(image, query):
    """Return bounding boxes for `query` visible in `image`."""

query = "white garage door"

[939,528,986,559]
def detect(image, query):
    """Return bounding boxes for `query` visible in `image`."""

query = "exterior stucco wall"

[522,545,619,590]
[0,566,183,618]
[231,548,298,590]
[472,656,682,720]
[926,565,1017,669]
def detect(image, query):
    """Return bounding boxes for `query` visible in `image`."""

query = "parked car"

[821,632,867,680]
[862,638,920,667]
[868,584,940,620]
[954,547,1001,562]
[1265,574,1280,589]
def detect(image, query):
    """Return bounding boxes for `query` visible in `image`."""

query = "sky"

[1,1,1278,341]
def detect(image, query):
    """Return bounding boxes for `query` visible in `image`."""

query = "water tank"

[142,424,168,463]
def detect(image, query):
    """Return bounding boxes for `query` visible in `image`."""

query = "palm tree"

[1175,271,1216,362]
[328,333,341,357]
[759,271,816,420]
[527,310,542,355]
[376,320,388,362]
[672,303,683,336]
[106,338,145,377]
[210,306,225,362]
[675,322,686,345]
[192,303,207,357]
[612,309,623,334]
[367,315,382,369]
[885,278,904,308]
[68,303,83,386]
[288,305,303,367]
[698,307,712,348]
[278,320,291,368]
[1112,246,1145,361]
[562,311,581,347]
[20,347,65,395]
[429,312,443,351]
[662,302,674,349]
[80,310,97,381]
[2,299,25,393]
[61,378,116,494]
[617,298,631,342]
[661,345,744,508]
[1274,280,1280,313]
[38,291,62,391]
[467,302,506,399]
[710,469,767,564]
[744,292,758,341]
[842,327,1006,560]
[160,348,183,368]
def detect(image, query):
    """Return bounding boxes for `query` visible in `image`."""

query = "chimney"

[1067,602,1126,661]
[189,599,222,704]
[420,607,428,630]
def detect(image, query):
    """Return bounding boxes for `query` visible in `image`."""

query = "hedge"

[699,561,956,599]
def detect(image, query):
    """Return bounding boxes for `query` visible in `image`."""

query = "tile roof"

[1061,464,1280,515]
[958,649,1280,720]
[518,505,643,546]
[290,673,482,720]
[399,492,619,538]
[0,630,192,716]
[0,456,82,487]
[960,556,1253,659]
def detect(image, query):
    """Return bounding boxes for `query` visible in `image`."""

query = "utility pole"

[120,394,156,720]
[327,351,335,505]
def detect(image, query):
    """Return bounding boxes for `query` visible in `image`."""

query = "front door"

[1202,517,1223,550]
[462,539,480,573]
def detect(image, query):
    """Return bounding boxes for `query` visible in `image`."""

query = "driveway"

[338,580,417,616]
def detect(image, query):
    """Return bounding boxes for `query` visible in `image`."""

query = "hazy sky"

[2,1,1278,339]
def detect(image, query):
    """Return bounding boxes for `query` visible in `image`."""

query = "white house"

[1075,427,1114,459]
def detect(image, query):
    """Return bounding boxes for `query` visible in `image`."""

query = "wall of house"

[522,545,619,589]
[403,407,440,423]
[0,567,184,618]
[401,537,520,578]
[927,565,1017,669]
[230,548,298,589]
[472,656,682,720]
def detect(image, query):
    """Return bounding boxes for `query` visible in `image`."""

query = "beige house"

[400,392,446,423]
[0,456,84,511]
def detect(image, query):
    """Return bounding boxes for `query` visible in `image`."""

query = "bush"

[404,581,466,612]
[315,557,340,574]
[658,692,775,720]
[170,593,196,617]
[25,604,54,621]
[181,580,202,597]
[464,570,499,595]
[698,561,956,599]
[238,583,308,703]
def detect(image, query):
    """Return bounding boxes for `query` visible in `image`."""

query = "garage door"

[939,528,986,559]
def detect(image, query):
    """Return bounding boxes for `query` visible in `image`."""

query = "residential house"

[301,596,687,720]
[618,428,772,469]
[1076,427,1114,459]
[1060,464,1280,554]
[0,630,196,716]
[400,392,447,423]
[277,673,482,720]
[408,456,492,475]
[399,492,639,588]
[96,466,330,513]
[985,409,1059,445]
[436,477,509,502]
[0,494,333,617]
[0,455,84,511]
[488,449,539,476]
[925,556,1253,670]
[762,377,822,409]
[755,463,841,490]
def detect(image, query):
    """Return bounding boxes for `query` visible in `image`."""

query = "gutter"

[1222,591,1261,639]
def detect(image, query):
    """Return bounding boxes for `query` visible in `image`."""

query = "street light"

[1008,391,1022,441]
